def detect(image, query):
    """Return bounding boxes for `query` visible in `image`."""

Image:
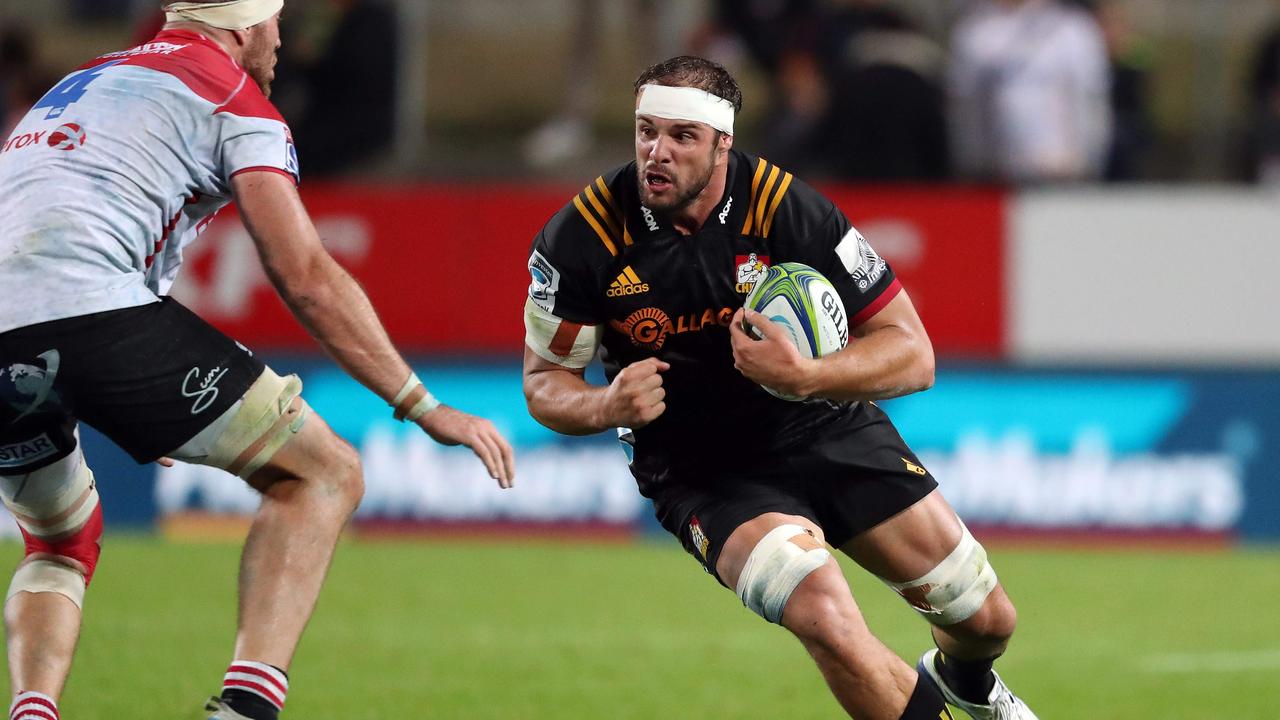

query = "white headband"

[636,84,735,136]
[165,0,283,31]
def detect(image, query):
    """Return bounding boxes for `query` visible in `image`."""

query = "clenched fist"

[601,357,670,428]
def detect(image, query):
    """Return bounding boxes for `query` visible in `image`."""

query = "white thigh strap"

[885,521,997,626]
[0,447,97,540]
[170,368,308,479]
[736,524,831,624]
[7,559,85,608]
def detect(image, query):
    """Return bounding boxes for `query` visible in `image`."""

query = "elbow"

[916,363,936,393]
[523,392,554,431]
[523,379,567,433]
[914,344,936,392]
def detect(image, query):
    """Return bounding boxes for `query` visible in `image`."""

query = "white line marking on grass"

[1141,650,1280,673]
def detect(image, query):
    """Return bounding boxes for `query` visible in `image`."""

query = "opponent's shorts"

[650,401,937,585]
[0,298,265,473]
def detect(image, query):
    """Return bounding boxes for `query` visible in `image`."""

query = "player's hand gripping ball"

[740,262,848,400]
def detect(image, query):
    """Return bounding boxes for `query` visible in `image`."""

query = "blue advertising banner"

[26,361,1276,542]
[880,371,1279,540]
[153,359,647,533]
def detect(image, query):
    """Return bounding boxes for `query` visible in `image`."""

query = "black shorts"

[0,298,264,473]
[650,401,937,584]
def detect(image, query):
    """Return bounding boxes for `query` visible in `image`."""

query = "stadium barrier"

[2,186,1275,543]
[132,361,1275,542]
[168,184,1007,357]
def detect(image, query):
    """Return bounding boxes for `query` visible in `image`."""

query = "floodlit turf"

[2,537,1277,719]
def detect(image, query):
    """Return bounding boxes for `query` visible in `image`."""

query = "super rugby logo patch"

[284,126,300,180]
[528,251,561,313]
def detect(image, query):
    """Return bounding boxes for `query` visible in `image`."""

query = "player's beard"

[242,33,278,97]
[638,144,717,214]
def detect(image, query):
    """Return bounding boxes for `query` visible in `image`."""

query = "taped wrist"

[391,372,440,422]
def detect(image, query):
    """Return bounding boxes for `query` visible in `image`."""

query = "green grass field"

[3,537,1277,719]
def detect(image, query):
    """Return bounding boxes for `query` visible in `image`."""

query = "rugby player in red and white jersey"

[0,2,514,718]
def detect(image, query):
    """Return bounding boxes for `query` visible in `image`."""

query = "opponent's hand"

[416,405,515,488]
[600,357,669,429]
[730,308,819,398]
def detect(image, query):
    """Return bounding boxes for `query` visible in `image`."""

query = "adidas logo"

[606,266,650,297]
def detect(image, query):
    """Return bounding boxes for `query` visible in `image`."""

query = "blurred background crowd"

[4,0,1280,185]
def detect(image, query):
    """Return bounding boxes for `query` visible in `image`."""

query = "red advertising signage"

[175,184,1005,356]
[824,186,1006,357]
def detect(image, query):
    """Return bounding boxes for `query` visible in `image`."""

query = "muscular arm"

[523,351,610,435]
[730,290,935,402]
[232,171,409,403]
[232,170,514,483]
[809,290,935,400]
[522,348,668,435]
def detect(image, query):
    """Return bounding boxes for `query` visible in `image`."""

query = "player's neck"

[668,166,728,236]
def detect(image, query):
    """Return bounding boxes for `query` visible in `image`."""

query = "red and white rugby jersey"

[0,30,298,333]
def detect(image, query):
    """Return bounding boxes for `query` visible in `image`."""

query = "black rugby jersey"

[528,150,901,495]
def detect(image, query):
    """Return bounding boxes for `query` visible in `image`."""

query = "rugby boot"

[917,648,1039,720]
[204,697,254,720]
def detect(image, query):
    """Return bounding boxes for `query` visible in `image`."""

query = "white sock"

[222,659,290,713]
[9,692,58,720]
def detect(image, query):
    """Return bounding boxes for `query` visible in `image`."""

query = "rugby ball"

[742,262,849,400]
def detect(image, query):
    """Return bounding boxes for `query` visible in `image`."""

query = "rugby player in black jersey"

[521,56,1037,720]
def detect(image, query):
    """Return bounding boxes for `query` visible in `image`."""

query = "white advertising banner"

[1010,188,1280,364]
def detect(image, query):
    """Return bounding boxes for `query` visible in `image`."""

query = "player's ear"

[230,28,250,48]
[717,133,733,160]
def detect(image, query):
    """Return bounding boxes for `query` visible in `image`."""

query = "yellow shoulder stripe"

[595,176,633,247]
[584,186,623,242]
[599,176,640,245]
[573,194,618,256]
[741,158,768,235]
[761,172,793,238]
[752,165,781,236]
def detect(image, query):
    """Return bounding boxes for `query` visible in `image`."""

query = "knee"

[781,567,863,652]
[1,450,102,609]
[946,589,1017,647]
[320,437,364,514]
[267,434,364,517]
[734,523,833,625]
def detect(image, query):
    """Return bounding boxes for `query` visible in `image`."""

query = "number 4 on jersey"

[33,61,123,120]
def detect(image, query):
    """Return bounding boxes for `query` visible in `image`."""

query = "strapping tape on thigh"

[0,449,96,540]
[884,521,997,626]
[0,448,101,606]
[735,524,831,624]
[184,369,309,478]
[7,559,86,608]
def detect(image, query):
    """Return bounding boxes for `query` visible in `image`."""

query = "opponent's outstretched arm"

[523,348,668,435]
[730,289,935,402]
[231,170,514,485]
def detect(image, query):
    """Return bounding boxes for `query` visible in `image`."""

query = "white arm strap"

[524,298,602,369]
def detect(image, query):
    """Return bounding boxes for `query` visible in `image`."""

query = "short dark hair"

[633,56,743,113]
